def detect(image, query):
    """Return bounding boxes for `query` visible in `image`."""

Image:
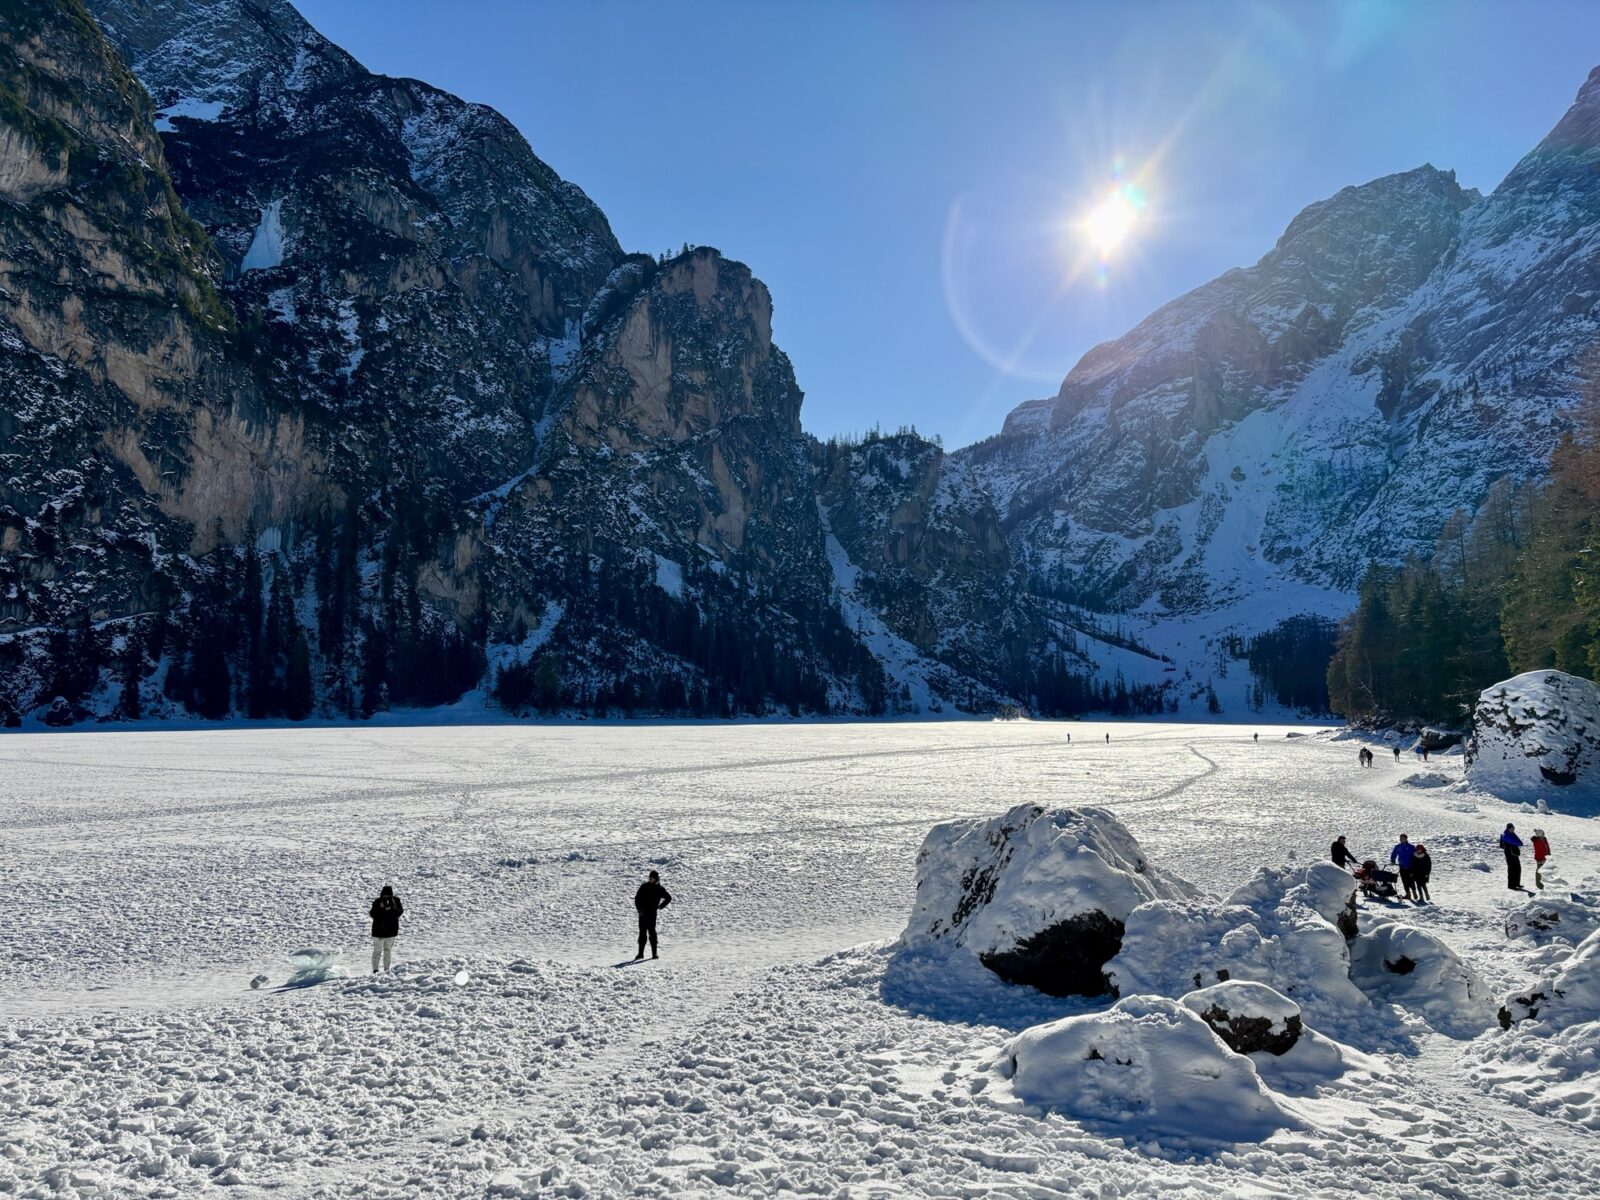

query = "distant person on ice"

[370,885,403,973]
[1532,828,1552,890]
[634,870,673,960]
[1390,834,1418,900]
[1331,835,1358,870]
[1411,843,1432,903]
[1500,824,1525,891]
[1393,746,1401,761]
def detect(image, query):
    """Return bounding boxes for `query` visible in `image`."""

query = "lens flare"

[1080,183,1146,260]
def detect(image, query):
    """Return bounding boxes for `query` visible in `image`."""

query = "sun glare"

[1080,183,1145,260]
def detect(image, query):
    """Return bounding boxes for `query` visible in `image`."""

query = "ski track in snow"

[1,720,1597,1197]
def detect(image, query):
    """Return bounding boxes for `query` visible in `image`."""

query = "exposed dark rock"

[979,911,1125,998]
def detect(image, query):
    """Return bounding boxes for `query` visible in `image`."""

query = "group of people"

[1331,833,1433,901]
[1499,824,1553,891]
[1332,823,1556,900]
[1356,744,1432,767]
[361,871,675,973]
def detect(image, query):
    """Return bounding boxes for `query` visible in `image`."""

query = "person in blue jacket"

[1390,834,1418,900]
[1500,824,1525,890]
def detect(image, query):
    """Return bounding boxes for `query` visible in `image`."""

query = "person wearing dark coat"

[1411,844,1432,903]
[370,885,404,973]
[1393,746,1401,761]
[1331,836,1359,870]
[634,871,673,960]
[1500,824,1525,891]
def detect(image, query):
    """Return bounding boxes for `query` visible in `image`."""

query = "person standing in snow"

[1390,834,1418,900]
[1532,829,1552,890]
[1393,746,1401,761]
[634,870,673,961]
[1331,835,1359,870]
[370,885,403,973]
[1411,843,1432,903]
[1105,732,1110,744]
[1253,732,1259,743]
[1501,824,1525,891]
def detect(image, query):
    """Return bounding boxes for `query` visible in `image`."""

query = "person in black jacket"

[370,885,403,973]
[1331,835,1358,870]
[634,871,673,960]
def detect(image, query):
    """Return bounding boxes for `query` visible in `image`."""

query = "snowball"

[1006,995,1294,1141]
[1350,921,1494,1035]
[1468,670,1600,801]
[249,974,269,990]
[902,804,1197,996]
[1181,980,1302,1055]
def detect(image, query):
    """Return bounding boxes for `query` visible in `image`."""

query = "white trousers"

[372,936,395,971]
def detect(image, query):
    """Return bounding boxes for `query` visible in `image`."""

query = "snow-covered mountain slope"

[962,73,1600,661]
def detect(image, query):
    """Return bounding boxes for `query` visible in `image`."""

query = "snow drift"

[902,805,1198,996]
[1501,927,1600,1030]
[1006,995,1295,1141]
[1106,863,1366,1021]
[1469,671,1600,801]
[1350,921,1495,1035]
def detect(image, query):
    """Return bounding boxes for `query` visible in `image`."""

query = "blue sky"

[298,0,1600,448]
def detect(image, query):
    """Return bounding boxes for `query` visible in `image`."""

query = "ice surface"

[2,721,1599,1195]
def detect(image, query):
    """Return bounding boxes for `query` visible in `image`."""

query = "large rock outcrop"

[1468,671,1600,801]
[901,804,1198,997]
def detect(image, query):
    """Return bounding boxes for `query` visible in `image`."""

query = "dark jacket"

[634,881,672,914]
[370,896,403,939]
[1331,841,1358,868]
[1412,852,1432,882]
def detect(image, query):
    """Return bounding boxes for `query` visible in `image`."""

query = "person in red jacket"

[1532,829,1552,891]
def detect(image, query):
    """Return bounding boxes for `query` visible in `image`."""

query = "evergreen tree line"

[1327,402,1600,724]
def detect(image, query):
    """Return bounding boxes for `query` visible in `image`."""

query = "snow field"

[1,720,1599,1196]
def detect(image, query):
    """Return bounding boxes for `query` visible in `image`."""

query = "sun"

[1080,183,1145,259]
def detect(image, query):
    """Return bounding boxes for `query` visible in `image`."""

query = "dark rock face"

[1189,1003,1302,1057]
[978,911,1125,998]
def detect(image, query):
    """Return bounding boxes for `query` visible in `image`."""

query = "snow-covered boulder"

[1350,922,1494,1035]
[1500,928,1600,1030]
[902,805,1198,996]
[1106,863,1366,1020]
[1505,890,1600,946]
[1469,670,1600,800]
[1180,981,1303,1056]
[1006,996,1294,1141]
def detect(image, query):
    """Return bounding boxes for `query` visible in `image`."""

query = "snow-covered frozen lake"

[3,720,1598,1196]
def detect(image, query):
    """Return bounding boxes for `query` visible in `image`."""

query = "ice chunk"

[241,199,286,273]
